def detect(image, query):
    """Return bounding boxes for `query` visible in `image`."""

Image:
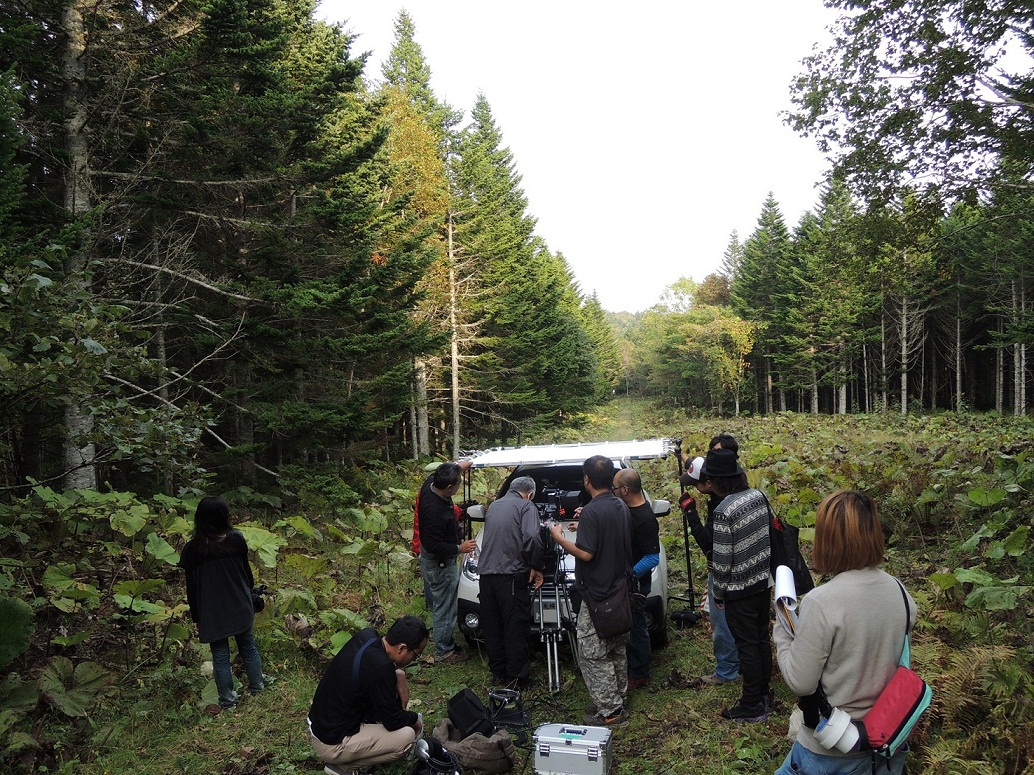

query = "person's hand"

[573,506,583,520]
[679,493,696,513]
[459,538,477,553]
[457,458,473,471]
[530,568,544,589]
[549,522,564,542]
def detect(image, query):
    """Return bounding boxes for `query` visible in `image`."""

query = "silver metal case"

[533,723,613,775]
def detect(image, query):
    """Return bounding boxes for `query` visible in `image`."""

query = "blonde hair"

[811,490,885,575]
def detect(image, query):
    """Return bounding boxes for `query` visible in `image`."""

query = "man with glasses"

[308,615,429,775]
[612,468,660,691]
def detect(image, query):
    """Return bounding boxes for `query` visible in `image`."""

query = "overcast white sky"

[317,1,839,313]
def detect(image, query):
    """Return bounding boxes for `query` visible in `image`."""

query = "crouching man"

[308,615,428,775]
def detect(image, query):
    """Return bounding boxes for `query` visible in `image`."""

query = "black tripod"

[669,439,702,627]
[532,492,578,692]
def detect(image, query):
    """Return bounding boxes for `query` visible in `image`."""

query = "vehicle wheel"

[650,623,669,649]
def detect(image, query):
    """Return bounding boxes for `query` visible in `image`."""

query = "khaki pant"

[310,723,416,769]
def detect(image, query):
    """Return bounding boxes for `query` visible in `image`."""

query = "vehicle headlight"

[461,546,480,582]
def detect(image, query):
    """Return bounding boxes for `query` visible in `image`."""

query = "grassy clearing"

[8,400,1033,773]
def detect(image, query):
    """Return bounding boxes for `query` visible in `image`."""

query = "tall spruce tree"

[730,195,794,412]
[379,10,460,456]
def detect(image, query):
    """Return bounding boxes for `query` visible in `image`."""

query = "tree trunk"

[881,314,889,412]
[810,364,819,414]
[61,1,97,490]
[996,316,1004,413]
[862,342,871,413]
[838,352,848,415]
[900,295,908,416]
[1012,279,1026,416]
[955,301,963,411]
[449,213,461,459]
[414,358,430,456]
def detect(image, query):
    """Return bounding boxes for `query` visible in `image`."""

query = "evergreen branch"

[104,372,280,480]
[118,259,259,302]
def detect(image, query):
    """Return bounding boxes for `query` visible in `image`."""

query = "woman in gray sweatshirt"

[774,490,916,775]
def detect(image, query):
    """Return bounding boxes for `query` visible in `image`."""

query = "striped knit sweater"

[711,488,771,601]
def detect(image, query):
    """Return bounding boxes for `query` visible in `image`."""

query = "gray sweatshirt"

[774,566,918,757]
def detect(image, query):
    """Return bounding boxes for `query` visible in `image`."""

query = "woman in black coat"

[180,496,265,708]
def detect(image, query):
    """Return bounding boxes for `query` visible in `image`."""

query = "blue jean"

[774,742,907,775]
[627,577,651,680]
[420,552,460,657]
[210,628,264,708]
[709,574,739,680]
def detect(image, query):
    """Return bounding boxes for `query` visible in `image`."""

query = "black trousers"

[479,572,532,683]
[723,587,772,707]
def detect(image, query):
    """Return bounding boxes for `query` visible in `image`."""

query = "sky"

[316,1,840,313]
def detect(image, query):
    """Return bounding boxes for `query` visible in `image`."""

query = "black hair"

[708,472,749,497]
[193,496,231,540]
[583,455,615,490]
[432,462,462,490]
[385,615,430,650]
[710,433,739,454]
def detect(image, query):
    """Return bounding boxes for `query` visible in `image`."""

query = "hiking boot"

[720,700,769,723]
[435,648,468,665]
[626,676,649,691]
[583,706,630,728]
[700,672,739,685]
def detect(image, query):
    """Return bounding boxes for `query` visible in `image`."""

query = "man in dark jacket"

[477,475,545,687]
[418,461,477,663]
[308,616,429,775]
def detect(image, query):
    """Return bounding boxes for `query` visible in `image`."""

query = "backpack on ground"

[433,717,516,775]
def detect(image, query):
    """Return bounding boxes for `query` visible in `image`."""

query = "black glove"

[679,493,696,514]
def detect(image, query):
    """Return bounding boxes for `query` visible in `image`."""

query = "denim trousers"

[709,574,740,680]
[627,577,652,680]
[775,741,907,775]
[420,552,460,657]
[210,628,264,708]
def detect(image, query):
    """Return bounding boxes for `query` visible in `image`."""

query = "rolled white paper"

[775,564,798,610]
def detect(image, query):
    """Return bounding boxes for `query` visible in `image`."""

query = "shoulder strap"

[352,636,378,692]
[895,579,912,668]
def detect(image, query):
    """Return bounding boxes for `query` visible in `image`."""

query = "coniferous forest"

[1,2,1033,773]
[1,3,1033,494]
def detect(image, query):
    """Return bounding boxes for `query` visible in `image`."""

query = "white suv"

[457,439,674,655]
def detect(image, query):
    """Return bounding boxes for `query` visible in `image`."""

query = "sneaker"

[626,676,649,691]
[435,648,468,665]
[583,706,630,728]
[323,765,372,775]
[720,701,769,723]
[700,672,739,685]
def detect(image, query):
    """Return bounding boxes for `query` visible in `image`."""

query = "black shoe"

[720,701,769,723]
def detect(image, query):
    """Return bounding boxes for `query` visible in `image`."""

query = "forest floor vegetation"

[1,399,1031,773]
